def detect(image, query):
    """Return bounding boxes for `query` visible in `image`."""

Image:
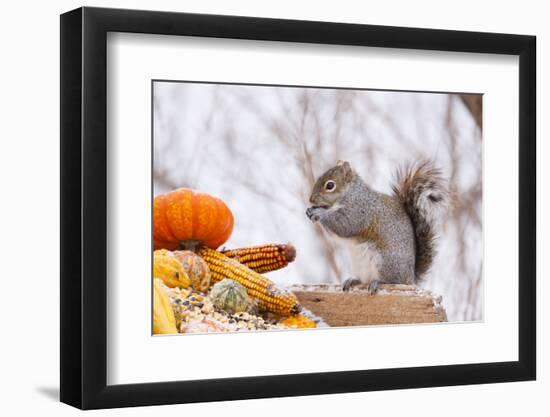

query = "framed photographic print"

[60,6,536,409]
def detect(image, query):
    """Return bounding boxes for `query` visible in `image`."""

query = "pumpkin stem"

[179,240,201,252]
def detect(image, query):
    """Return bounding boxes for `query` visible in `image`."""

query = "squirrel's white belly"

[349,242,382,284]
[328,232,382,284]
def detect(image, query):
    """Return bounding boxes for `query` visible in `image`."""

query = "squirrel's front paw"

[306,206,325,222]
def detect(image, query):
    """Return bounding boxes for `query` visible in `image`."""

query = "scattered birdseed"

[158,281,326,333]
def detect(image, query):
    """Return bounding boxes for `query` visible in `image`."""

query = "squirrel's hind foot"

[366,280,380,295]
[342,278,361,292]
[342,278,381,295]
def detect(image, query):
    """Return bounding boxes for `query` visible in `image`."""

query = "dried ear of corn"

[197,246,300,316]
[221,244,296,274]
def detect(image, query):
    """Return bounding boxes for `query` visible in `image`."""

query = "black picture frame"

[60,6,536,410]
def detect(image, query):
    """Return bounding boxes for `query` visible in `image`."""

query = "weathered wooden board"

[290,284,447,326]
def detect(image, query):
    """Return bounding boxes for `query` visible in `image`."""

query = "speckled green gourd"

[209,279,251,315]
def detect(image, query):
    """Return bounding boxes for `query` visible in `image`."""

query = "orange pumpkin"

[154,188,234,250]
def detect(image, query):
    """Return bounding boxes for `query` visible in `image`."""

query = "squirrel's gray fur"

[306,160,449,293]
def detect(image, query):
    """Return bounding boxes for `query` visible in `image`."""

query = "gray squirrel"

[306,160,450,294]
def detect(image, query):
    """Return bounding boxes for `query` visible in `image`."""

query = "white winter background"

[153,82,482,322]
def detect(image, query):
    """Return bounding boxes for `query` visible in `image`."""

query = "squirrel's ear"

[337,160,353,180]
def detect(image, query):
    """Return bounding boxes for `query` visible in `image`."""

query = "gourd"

[153,188,234,250]
[221,244,296,274]
[280,314,316,329]
[172,250,211,292]
[197,247,300,316]
[209,279,251,315]
[153,249,191,289]
[153,279,178,334]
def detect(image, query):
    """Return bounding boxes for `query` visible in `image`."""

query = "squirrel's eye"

[324,180,336,192]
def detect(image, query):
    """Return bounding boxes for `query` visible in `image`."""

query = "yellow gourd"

[173,250,211,292]
[153,279,178,334]
[280,314,316,329]
[153,249,191,288]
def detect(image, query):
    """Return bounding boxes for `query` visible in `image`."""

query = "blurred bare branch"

[460,94,482,129]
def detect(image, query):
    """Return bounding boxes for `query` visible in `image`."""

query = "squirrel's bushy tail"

[392,161,450,281]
